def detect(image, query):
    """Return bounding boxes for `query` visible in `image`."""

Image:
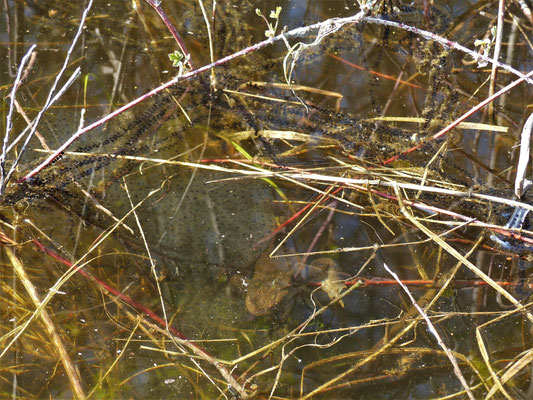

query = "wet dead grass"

[1,1,533,399]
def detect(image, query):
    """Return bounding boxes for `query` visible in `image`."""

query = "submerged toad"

[245,252,293,316]
[244,254,343,316]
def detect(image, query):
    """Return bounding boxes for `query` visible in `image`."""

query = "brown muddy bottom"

[1,1,533,399]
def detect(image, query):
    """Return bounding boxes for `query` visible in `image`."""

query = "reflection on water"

[1,0,533,398]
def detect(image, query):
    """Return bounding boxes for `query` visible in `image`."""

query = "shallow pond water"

[1,0,533,398]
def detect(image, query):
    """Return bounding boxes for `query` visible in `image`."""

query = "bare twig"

[381,259,475,400]
[515,113,533,198]
[515,0,533,24]
[5,0,94,189]
[5,67,80,165]
[363,16,533,86]
[1,44,36,189]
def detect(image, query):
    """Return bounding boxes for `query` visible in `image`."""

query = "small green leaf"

[168,50,184,67]
[270,6,282,19]
[255,8,263,17]
[474,38,490,47]
[229,140,288,201]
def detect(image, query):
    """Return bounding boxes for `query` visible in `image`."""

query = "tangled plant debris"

[1,1,533,398]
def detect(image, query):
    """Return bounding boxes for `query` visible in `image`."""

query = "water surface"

[1,1,533,398]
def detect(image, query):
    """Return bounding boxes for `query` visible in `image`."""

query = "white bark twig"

[2,0,94,192]
[4,68,80,160]
[381,261,476,400]
[1,44,36,189]
[515,113,533,198]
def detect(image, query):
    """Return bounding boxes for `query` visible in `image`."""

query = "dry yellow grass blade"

[477,305,533,399]
[241,81,344,110]
[87,316,142,398]
[364,116,508,133]
[0,177,170,361]
[34,149,533,214]
[224,129,338,144]
[475,327,512,399]
[222,88,304,105]
[300,317,419,399]
[486,349,533,399]
[269,183,337,258]
[4,245,86,400]
[392,183,533,324]
[366,185,395,235]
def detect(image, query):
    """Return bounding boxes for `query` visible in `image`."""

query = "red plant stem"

[31,238,248,395]
[345,278,517,288]
[447,237,521,258]
[327,53,422,89]
[254,186,344,247]
[360,16,533,165]
[300,201,337,267]
[32,239,189,340]
[382,70,533,165]
[310,277,521,288]
[142,0,194,69]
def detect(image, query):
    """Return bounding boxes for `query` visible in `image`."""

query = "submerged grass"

[1,0,533,398]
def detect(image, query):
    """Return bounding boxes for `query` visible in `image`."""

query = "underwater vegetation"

[1,0,533,398]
